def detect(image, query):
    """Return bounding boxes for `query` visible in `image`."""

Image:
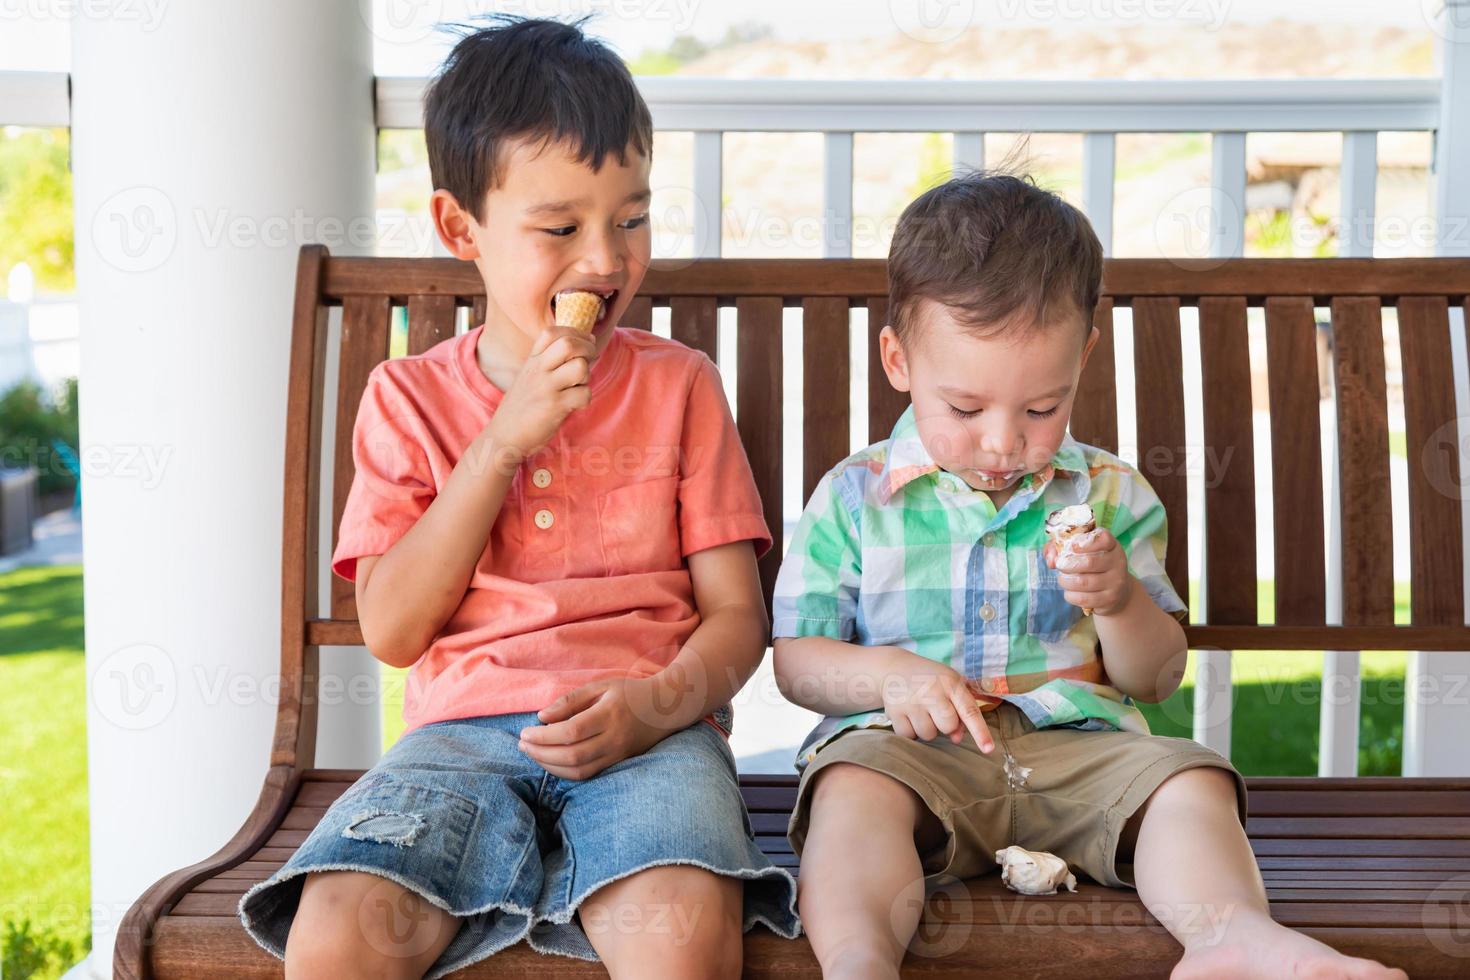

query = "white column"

[71,3,376,975]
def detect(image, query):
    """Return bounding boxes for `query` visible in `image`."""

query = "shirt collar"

[876,403,1089,505]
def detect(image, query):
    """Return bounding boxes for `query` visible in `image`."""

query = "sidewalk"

[0,505,82,573]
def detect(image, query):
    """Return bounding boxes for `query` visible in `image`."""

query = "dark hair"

[423,15,654,225]
[887,165,1103,347]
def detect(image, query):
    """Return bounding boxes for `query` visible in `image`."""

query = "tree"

[0,127,73,296]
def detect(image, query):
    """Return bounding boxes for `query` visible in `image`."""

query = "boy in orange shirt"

[238,16,798,978]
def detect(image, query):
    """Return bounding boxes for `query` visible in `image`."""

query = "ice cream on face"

[553,288,613,333]
[1045,503,1098,616]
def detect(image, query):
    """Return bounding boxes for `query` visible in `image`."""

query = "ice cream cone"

[1045,503,1097,616]
[553,290,604,333]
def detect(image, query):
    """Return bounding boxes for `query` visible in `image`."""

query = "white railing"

[0,70,68,127]
[376,75,1442,262]
[5,22,1469,776]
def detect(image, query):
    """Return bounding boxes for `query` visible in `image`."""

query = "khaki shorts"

[787,702,1248,889]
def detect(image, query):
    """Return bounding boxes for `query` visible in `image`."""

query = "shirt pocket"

[597,475,682,576]
[1028,551,1084,642]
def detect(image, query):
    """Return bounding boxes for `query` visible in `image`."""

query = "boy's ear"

[1078,324,1100,373]
[430,189,481,261]
[878,325,912,393]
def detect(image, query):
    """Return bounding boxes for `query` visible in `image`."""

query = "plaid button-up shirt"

[772,404,1188,771]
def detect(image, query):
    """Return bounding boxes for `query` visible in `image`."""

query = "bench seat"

[148,770,1470,978]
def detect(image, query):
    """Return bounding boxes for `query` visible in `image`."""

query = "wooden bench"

[117,245,1470,978]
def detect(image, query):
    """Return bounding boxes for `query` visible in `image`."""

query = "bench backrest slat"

[1070,296,1119,455]
[671,296,718,362]
[407,294,457,355]
[1132,296,1191,602]
[1263,296,1327,626]
[331,293,393,621]
[1200,296,1258,624]
[801,297,851,505]
[623,295,653,332]
[735,296,786,608]
[1398,295,1464,626]
[1332,296,1396,626]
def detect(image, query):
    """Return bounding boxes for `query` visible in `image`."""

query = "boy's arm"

[1053,469,1190,703]
[636,539,770,732]
[354,424,519,669]
[772,636,908,716]
[1092,575,1189,703]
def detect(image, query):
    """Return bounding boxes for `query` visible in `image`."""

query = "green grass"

[1135,650,1408,776]
[1,565,90,979]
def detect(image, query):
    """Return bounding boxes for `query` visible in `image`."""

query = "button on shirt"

[771,404,1188,771]
[331,324,772,739]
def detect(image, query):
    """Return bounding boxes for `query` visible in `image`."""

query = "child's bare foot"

[1171,913,1408,980]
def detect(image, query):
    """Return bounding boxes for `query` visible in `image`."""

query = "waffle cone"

[554,290,603,332]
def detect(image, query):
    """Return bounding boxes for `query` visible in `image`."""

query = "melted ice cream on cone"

[1045,503,1097,616]
[996,845,1078,895]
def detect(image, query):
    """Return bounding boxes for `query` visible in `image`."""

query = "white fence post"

[1193,132,1247,759]
[1082,132,1115,257]
[693,130,723,259]
[823,131,854,259]
[1317,130,1380,776]
[953,131,985,173]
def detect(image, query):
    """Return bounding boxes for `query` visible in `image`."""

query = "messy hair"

[423,14,654,224]
[887,148,1103,347]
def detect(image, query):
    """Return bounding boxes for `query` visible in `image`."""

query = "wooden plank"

[1245,817,1470,839]
[1264,297,1327,625]
[802,297,851,502]
[322,256,1470,304]
[1070,297,1119,453]
[470,293,486,330]
[405,294,456,356]
[1244,789,1470,816]
[1396,295,1464,625]
[1252,838,1470,856]
[1331,296,1395,625]
[621,294,652,331]
[866,295,908,442]
[669,295,718,363]
[306,617,1470,650]
[1199,296,1257,623]
[1130,296,1190,596]
[329,294,392,620]
[737,297,784,615]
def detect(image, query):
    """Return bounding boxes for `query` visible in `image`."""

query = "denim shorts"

[237,711,800,978]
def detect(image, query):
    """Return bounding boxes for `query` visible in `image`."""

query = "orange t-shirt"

[331,323,773,739]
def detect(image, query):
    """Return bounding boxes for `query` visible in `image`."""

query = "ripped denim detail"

[341,807,428,848]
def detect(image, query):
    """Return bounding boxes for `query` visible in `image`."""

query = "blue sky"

[0,0,1442,75]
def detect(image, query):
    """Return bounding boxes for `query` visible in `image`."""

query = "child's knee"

[1157,765,1237,806]
[812,762,904,807]
[1138,766,1239,830]
[810,762,928,828]
[285,870,455,980]
[582,866,743,979]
